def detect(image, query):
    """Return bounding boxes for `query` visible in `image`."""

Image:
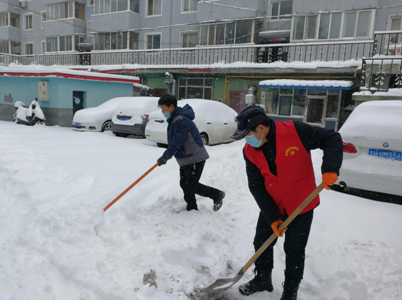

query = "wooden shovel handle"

[103,163,159,212]
[241,183,324,274]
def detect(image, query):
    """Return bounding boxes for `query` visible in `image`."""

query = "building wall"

[0,76,133,125]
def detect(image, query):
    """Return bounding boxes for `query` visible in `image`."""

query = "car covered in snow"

[72,97,127,132]
[145,99,237,147]
[336,100,402,197]
[111,97,160,137]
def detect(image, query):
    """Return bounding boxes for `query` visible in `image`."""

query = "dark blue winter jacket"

[162,104,209,167]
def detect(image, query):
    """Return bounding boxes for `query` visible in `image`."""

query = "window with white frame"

[94,31,138,50]
[200,20,255,45]
[94,0,138,14]
[42,41,46,53]
[181,31,198,47]
[270,0,292,19]
[0,40,10,54]
[147,0,161,16]
[182,0,197,13]
[0,13,9,27]
[46,35,79,52]
[24,14,33,30]
[388,15,402,45]
[59,36,73,51]
[46,2,74,20]
[24,43,33,55]
[292,10,374,41]
[146,33,161,49]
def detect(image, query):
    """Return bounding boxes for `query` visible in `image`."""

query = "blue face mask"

[245,133,263,148]
[163,112,171,119]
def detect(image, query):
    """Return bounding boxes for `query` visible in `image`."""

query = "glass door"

[305,96,327,126]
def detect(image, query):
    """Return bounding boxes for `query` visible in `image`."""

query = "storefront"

[259,79,354,131]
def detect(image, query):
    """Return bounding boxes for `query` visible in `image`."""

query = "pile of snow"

[0,121,401,300]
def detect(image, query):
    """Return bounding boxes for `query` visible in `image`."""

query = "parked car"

[145,99,237,147]
[335,100,402,197]
[72,97,127,132]
[111,97,160,137]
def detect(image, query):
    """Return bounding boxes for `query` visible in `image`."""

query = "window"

[41,11,46,28]
[130,0,139,13]
[88,0,94,6]
[11,41,20,54]
[24,14,33,30]
[10,13,20,28]
[0,13,8,27]
[46,37,58,52]
[270,1,292,19]
[42,41,46,53]
[146,33,161,49]
[292,10,373,41]
[59,36,73,51]
[389,16,402,44]
[200,20,254,46]
[75,2,85,20]
[305,15,317,39]
[178,77,213,100]
[46,2,74,20]
[182,0,197,13]
[292,89,306,116]
[147,0,161,16]
[181,31,198,47]
[94,0,132,14]
[24,43,33,55]
[0,41,10,54]
[94,31,135,50]
[278,88,293,116]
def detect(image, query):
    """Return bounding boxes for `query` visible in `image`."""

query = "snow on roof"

[259,79,354,90]
[353,88,402,96]
[0,64,140,84]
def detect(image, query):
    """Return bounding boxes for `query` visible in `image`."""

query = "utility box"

[38,81,49,101]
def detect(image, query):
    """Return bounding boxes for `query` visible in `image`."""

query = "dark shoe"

[213,191,225,212]
[280,277,301,300]
[186,204,198,211]
[238,269,273,296]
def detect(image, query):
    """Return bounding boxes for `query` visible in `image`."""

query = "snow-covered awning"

[259,79,354,90]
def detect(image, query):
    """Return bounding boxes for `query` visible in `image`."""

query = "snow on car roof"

[178,99,237,123]
[339,101,402,141]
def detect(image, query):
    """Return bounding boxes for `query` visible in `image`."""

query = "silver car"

[336,100,402,197]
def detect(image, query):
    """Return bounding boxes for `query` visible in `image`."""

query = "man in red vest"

[231,105,342,300]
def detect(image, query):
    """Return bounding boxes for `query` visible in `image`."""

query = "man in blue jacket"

[156,94,225,212]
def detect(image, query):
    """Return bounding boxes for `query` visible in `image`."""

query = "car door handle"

[207,122,211,124]
[224,123,228,125]
[155,120,164,123]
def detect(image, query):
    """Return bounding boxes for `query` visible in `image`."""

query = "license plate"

[74,122,81,127]
[368,149,402,161]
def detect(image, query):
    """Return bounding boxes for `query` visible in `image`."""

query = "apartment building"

[1,0,401,55]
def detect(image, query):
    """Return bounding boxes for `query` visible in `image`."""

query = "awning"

[259,79,354,90]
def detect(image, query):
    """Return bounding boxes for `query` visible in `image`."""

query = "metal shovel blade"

[198,270,243,294]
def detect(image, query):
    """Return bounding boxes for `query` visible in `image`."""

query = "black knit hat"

[231,105,270,140]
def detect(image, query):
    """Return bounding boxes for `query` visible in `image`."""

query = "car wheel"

[200,133,209,145]
[101,120,112,132]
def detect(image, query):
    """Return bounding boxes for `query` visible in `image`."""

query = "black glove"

[157,156,167,166]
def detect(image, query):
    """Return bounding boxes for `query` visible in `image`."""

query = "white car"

[72,97,127,132]
[145,99,237,146]
[336,100,402,197]
[111,97,160,137]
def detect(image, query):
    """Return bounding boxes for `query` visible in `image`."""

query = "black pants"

[179,161,220,208]
[253,209,314,281]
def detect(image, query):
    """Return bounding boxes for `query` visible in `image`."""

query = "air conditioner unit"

[19,0,27,8]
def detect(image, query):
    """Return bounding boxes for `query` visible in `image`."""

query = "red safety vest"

[244,121,319,216]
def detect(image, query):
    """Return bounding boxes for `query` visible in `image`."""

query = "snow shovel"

[103,162,159,212]
[198,183,324,296]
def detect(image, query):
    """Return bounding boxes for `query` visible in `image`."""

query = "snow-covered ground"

[0,121,401,300]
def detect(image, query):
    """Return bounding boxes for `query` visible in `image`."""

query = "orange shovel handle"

[103,162,159,212]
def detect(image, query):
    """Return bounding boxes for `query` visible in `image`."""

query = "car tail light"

[142,114,149,120]
[343,142,357,153]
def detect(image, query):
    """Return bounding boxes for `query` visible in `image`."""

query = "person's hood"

[170,104,195,121]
